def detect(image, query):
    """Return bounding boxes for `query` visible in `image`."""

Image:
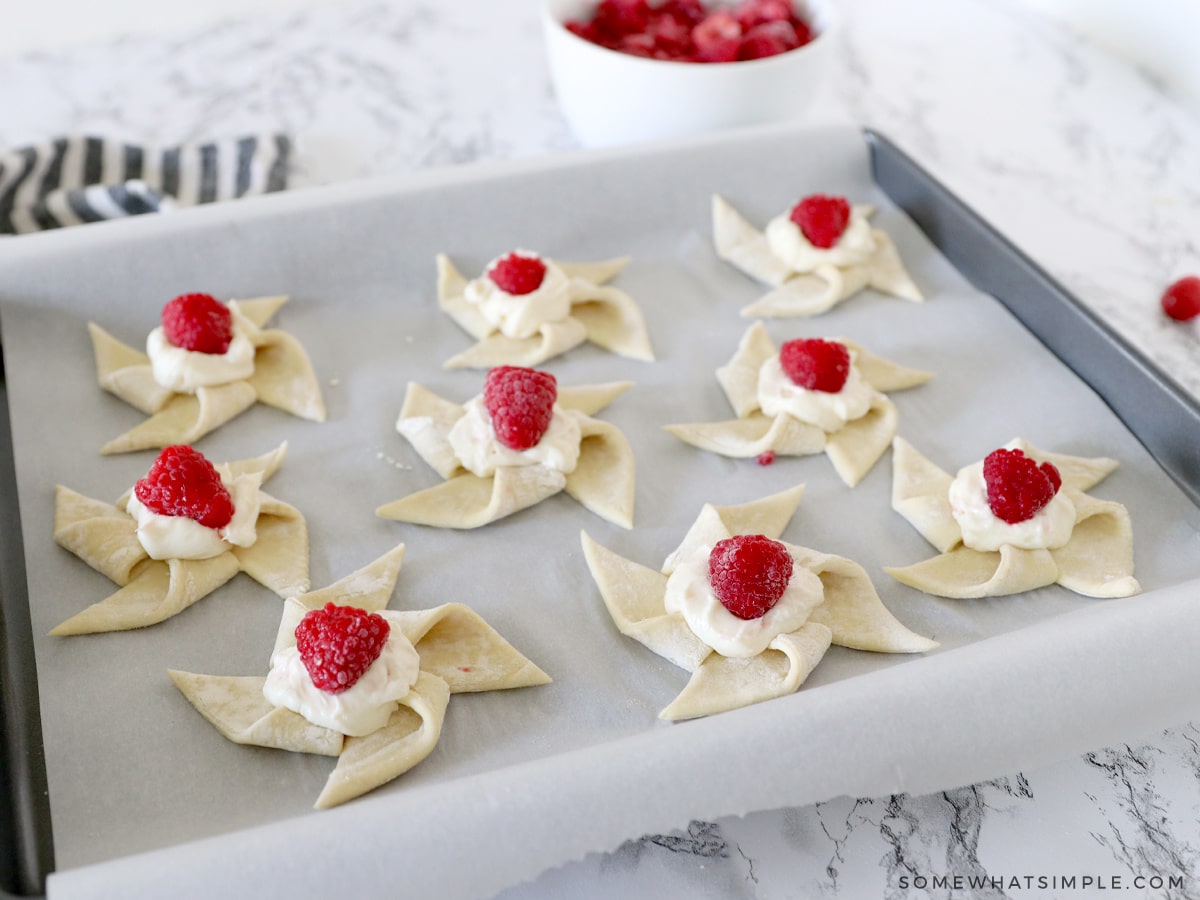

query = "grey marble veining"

[4,0,1200,896]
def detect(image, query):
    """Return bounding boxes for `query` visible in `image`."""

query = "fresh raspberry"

[295,603,391,694]
[779,338,851,393]
[645,15,694,57]
[708,534,794,620]
[661,0,706,26]
[1161,276,1200,322]
[790,15,813,45]
[982,448,1062,525]
[488,252,548,296]
[737,20,801,60]
[692,11,742,62]
[592,0,652,38]
[161,292,233,354]
[789,194,851,249]
[483,366,558,451]
[133,445,234,529]
[734,0,793,29]
[618,32,659,57]
[756,450,776,466]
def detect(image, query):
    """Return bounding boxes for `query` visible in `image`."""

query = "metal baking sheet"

[2,125,1200,899]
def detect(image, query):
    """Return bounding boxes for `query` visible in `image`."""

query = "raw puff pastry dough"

[89,295,325,454]
[52,443,309,635]
[665,322,931,486]
[582,484,936,720]
[378,380,637,529]
[436,254,655,368]
[887,437,1140,599]
[712,194,923,317]
[169,544,551,808]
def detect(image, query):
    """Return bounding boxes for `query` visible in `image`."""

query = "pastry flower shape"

[886,437,1139,598]
[378,366,636,529]
[665,322,931,486]
[169,544,551,808]
[436,249,655,368]
[712,192,923,317]
[52,442,308,635]
[582,485,936,720]
[89,292,326,454]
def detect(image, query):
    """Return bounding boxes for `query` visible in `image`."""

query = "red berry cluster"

[982,448,1062,525]
[295,603,392,694]
[161,292,234,354]
[133,445,234,529]
[708,534,794,620]
[483,366,558,451]
[566,0,814,63]
[489,252,549,296]
[779,338,851,393]
[789,194,851,249]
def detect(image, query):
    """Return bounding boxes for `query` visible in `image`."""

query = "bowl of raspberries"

[543,0,834,147]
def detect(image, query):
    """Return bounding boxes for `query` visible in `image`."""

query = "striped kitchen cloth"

[0,134,290,235]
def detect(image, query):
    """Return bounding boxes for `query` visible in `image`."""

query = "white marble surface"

[4,0,1200,896]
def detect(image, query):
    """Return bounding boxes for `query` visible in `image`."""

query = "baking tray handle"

[0,376,53,898]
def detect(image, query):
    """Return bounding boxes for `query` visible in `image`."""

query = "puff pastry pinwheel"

[88,292,325,454]
[665,322,930,487]
[52,442,308,635]
[378,366,636,529]
[712,193,923,317]
[168,544,550,808]
[582,485,936,720]
[436,249,654,368]
[886,437,1139,599]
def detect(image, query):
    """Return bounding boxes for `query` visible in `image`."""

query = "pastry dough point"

[666,324,926,487]
[383,381,637,529]
[586,488,935,719]
[52,443,310,634]
[170,545,550,808]
[167,671,343,756]
[437,253,654,367]
[887,439,1139,599]
[90,296,325,453]
[713,194,924,316]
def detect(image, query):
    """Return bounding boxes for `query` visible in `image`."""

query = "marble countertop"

[4,0,1200,896]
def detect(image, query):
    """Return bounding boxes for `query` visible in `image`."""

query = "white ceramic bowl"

[542,0,836,148]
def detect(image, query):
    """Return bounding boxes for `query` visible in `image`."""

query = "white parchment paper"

[2,126,1199,899]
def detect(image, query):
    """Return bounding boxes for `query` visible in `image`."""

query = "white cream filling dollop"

[447,396,583,478]
[756,355,877,433]
[463,252,572,340]
[664,544,825,658]
[948,460,1076,552]
[126,471,262,561]
[262,610,420,737]
[764,208,876,273]
[147,305,257,394]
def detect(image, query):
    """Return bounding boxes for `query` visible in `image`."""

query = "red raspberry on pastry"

[789,194,852,249]
[295,603,391,694]
[779,338,851,393]
[982,447,1062,524]
[1161,276,1200,322]
[161,292,234,354]
[483,366,558,451]
[133,444,234,529]
[488,252,548,296]
[708,534,794,620]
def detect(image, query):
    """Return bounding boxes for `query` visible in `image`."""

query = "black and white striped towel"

[0,134,291,236]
